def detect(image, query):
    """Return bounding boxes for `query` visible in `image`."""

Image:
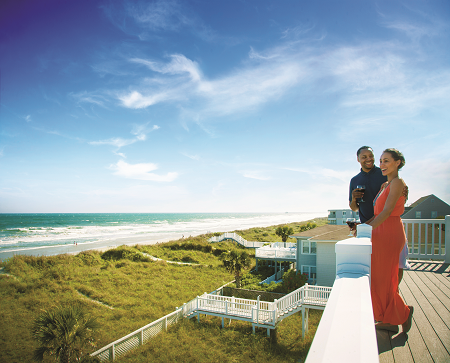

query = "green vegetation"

[275,226,294,242]
[231,218,325,243]
[220,250,251,288]
[0,218,325,362]
[32,305,100,363]
[236,267,308,294]
[117,311,323,363]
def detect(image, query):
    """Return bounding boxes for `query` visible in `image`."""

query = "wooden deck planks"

[401,272,448,362]
[409,271,450,330]
[377,262,450,363]
[397,278,433,363]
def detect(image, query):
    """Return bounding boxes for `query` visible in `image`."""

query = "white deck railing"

[255,247,297,260]
[182,283,330,327]
[403,215,449,262]
[305,236,378,363]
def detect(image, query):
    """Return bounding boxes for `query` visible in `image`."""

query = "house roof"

[290,224,352,241]
[408,194,432,209]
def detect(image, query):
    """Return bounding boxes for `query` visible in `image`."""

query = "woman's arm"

[368,178,404,230]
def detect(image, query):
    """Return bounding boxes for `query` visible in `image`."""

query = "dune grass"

[0,218,326,362]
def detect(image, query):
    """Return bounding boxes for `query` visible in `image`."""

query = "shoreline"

[0,214,327,261]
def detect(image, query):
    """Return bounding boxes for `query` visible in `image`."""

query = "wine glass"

[346,218,356,236]
[357,184,366,202]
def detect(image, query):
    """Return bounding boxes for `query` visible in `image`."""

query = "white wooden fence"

[403,215,449,262]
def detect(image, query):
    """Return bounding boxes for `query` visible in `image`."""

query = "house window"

[342,211,347,216]
[415,211,422,218]
[302,240,317,254]
[301,265,317,281]
[431,211,438,218]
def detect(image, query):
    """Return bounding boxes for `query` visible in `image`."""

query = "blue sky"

[1,0,449,213]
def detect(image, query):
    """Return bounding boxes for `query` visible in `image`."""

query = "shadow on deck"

[378,261,450,363]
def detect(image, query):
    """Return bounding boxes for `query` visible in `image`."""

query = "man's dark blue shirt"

[349,166,387,223]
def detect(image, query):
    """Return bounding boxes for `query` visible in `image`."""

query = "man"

[349,146,386,224]
[349,146,409,284]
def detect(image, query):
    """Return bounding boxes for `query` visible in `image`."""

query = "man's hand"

[402,185,409,200]
[352,188,364,202]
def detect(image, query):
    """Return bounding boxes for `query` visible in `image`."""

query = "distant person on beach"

[366,148,413,334]
[349,146,410,284]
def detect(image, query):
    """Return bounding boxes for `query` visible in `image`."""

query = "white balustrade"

[403,215,449,262]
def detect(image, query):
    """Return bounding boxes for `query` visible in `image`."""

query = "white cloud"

[241,171,271,181]
[131,54,202,81]
[90,123,159,149]
[181,152,200,160]
[91,137,136,148]
[110,160,178,182]
[25,115,32,122]
[119,90,171,109]
[71,91,108,108]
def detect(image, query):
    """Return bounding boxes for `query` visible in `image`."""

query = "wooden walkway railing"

[208,232,267,248]
[183,283,330,333]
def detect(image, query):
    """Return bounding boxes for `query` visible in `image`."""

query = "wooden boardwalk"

[378,261,450,363]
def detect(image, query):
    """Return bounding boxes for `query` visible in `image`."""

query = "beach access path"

[377,260,450,363]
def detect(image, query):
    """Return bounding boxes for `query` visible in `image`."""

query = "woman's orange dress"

[371,184,410,325]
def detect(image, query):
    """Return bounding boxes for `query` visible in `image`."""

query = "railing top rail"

[402,218,446,223]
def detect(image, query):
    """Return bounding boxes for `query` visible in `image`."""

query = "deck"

[378,260,450,363]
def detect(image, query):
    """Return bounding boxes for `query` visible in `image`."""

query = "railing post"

[445,215,450,263]
[111,344,115,362]
[256,295,260,324]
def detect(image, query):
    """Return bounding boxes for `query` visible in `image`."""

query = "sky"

[0,0,449,213]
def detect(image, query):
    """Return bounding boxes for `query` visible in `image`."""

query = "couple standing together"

[349,146,414,335]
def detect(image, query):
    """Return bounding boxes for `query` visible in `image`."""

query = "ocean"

[0,212,325,260]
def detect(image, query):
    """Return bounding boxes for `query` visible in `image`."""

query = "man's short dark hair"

[357,146,373,157]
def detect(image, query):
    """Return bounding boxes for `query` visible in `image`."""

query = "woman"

[368,148,413,334]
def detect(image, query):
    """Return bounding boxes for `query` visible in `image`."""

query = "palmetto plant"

[220,250,251,288]
[31,305,100,363]
[275,226,294,242]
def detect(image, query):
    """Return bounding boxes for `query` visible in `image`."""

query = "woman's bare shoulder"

[391,177,405,190]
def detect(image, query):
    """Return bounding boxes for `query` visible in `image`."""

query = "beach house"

[327,209,359,225]
[402,194,450,219]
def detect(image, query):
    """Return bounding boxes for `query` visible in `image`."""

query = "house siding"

[316,242,337,287]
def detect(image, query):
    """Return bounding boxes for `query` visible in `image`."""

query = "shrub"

[101,247,151,262]
[281,269,308,293]
[76,251,102,266]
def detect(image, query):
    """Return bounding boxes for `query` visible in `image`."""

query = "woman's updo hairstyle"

[383,148,405,170]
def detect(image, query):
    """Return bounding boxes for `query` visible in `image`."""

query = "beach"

[0,212,326,260]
